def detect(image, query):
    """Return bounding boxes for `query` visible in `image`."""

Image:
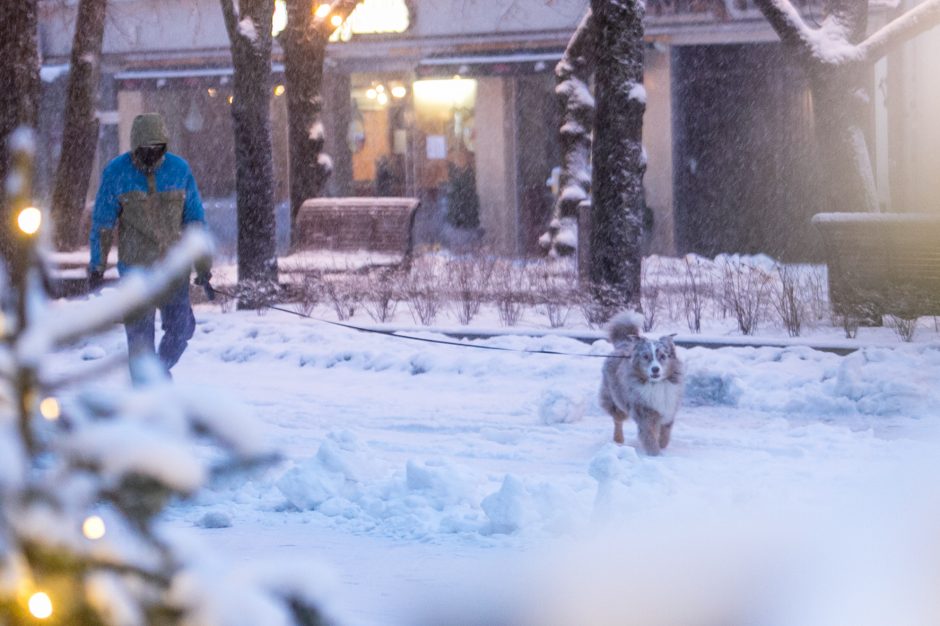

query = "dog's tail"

[607,311,644,344]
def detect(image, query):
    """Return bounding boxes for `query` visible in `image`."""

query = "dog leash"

[207,285,618,359]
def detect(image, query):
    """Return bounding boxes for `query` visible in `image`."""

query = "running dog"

[599,312,683,455]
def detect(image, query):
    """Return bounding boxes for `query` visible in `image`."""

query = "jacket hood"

[130,113,169,150]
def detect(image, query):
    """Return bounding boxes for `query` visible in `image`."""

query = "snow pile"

[272,431,586,539]
[683,343,940,417]
[537,388,587,424]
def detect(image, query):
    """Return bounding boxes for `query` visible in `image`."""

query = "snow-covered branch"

[857,0,940,62]
[16,228,213,366]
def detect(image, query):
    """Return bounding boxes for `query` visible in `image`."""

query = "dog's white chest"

[635,381,681,422]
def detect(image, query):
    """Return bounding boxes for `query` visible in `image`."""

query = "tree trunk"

[220,0,278,291]
[51,0,108,251]
[809,64,879,213]
[754,0,940,215]
[0,0,40,268]
[588,0,646,317]
[280,0,332,248]
[810,0,878,213]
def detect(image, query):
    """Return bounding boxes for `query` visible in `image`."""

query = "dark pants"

[125,283,195,383]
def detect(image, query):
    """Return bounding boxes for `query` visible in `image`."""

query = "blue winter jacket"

[89,152,206,274]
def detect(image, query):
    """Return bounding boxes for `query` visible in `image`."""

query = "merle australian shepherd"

[599,312,684,455]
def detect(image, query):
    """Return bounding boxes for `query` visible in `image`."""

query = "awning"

[114,64,285,89]
[416,51,562,78]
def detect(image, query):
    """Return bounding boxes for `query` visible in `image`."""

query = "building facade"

[37,0,940,260]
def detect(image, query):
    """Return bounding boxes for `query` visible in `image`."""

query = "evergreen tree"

[445,162,481,230]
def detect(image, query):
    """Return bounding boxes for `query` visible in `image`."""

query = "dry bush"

[720,258,772,336]
[681,256,711,334]
[405,256,443,326]
[771,263,805,337]
[290,271,322,317]
[804,265,830,325]
[362,267,402,323]
[448,252,496,325]
[886,315,918,342]
[280,253,322,317]
[323,275,362,321]
[492,259,528,327]
[531,261,576,328]
[577,281,623,328]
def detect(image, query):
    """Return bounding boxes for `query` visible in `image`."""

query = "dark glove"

[88,269,105,292]
[194,271,215,301]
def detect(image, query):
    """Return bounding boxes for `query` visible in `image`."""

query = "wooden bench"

[294,197,420,263]
[812,212,940,319]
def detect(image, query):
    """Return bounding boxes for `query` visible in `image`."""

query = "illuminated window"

[330,0,410,41]
[272,0,287,36]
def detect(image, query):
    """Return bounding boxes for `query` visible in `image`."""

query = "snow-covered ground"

[50,300,940,625]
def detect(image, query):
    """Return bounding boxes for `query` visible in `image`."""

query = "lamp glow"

[28,592,53,619]
[376,92,389,105]
[366,88,377,100]
[314,3,332,18]
[391,85,407,98]
[39,397,60,421]
[330,14,343,27]
[274,84,286,97]
[17,207,42,235]
[83,515,106,540]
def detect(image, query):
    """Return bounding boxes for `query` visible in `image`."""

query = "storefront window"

[349,73,410,196]
[413,77,480,228]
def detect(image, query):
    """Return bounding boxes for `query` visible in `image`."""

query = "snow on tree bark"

[540,9,595,258]
[50,0,108,251]
[588,0,646,315]
[221,0,279,294]
[754,0,940,214]
[280,0,361,248]
[0,0,40,268]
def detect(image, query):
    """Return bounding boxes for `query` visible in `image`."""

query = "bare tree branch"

[857,0,940,62]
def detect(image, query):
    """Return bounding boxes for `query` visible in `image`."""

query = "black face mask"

[134,144,167,169]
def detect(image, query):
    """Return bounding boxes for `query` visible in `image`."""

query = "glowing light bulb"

[366,88,377,100]
[274,84,286,96]
[28,592,53,619]
[330,14,343,27]
[314,3,331,18]
[375,84,385,93]
[391,85,407,98]
[83,515,106,540]
[39,397,60,421]
[227,95,234,105]
[17,207,42,235]
[376,92,389,105]
[207,87,218,97]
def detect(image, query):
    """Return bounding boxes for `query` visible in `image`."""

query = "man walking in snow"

[88,112,212,382]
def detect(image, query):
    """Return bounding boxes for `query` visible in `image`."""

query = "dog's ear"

[659,334,677,355]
